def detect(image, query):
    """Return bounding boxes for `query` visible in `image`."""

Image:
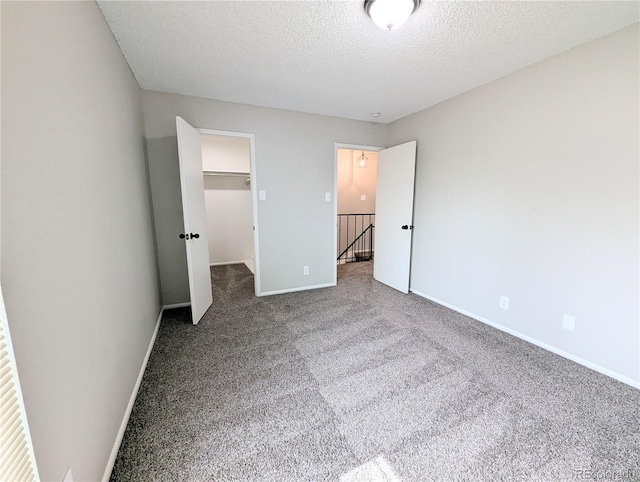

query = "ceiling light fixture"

[357,151,369,168]
[364,0,420,31]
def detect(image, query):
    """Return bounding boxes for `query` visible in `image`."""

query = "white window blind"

[0,286,39,481]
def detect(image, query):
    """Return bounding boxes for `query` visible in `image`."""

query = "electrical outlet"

[562,315,576,332]
[325,192,331,202]
[303,266,309,275]
[360,194,366,201]
[499,296,509,310]
[259,190,266,201]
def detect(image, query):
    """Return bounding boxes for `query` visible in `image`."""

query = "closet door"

[176,116,212,324]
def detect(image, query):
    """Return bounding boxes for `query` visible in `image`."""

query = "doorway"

[333,141,417,293]
[198,129,260,295]
[336,148,379,264]
[200,133,254,273]
[334,143,382,284]
[176,120,260,324]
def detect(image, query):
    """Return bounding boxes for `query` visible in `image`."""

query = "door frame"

[333,143,384,285]
[199,128,261,296]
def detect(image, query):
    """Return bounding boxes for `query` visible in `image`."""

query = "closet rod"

[203,170,250,177]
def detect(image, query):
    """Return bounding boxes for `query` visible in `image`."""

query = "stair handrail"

[337,223,374,261]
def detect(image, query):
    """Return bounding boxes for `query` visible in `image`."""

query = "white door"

[176,116,212,324]
[374,141,417,293]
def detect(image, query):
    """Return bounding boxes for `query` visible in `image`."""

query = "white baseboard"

[102,308,163,481]
[209,260,255,273]
[409,289,640,390]
[162,302,190,310]
[259,282,336,297]
[209,260,246,266]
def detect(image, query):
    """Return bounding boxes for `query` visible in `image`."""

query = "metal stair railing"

[337,213,375,263]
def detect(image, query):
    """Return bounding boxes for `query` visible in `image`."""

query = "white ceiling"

[98,1,639,124]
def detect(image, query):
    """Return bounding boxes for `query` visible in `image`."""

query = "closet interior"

[201,134,254,273]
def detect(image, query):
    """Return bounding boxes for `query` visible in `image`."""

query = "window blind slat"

[5,451,31,482]
[1,398,20,430]
[2,437,28,479]
[2,428,26,460]
[0,411,22,452]
[0,286,40,481]
[14,459,34,482]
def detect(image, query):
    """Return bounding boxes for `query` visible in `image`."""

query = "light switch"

[259,190,266,201]
[361,194,366,201]
[325,192,331,202]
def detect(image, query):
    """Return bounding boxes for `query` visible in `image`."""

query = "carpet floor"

[110,262,639,482]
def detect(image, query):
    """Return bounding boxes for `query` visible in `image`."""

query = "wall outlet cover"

[259,190,266,201]
[360,194,366,201]
[303,266,309,275]
[562,315,576,332]
[325,192,331,202]
[499,296,509,310]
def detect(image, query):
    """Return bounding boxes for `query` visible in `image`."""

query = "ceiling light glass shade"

[357,151,368,168]
[364,0,420,31]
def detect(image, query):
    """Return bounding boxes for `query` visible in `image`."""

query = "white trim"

[258,282,336,297]
[334,143,385,152]
[102,309,163,481]
[197,128,261,297]
[209,260,246,266]
[409,289,640,389]
[249,133,260,295]
[333,145,338,286]
[198,128,252,139]
[333,143,384,286]
[162,302,191,310]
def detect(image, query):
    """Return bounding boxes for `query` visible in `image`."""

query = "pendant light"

[364,0,420,31]
[357,151,368,168]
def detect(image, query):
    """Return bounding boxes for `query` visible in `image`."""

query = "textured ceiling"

[98,1,639,124]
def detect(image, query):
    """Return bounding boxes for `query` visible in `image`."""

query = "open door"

[176,116,212,324]
[373,141,417,293]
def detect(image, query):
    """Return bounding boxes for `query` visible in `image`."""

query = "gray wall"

[389,24,639,384]
[1,2,161,480]
[143,91,387,297]
[146,136,191,304]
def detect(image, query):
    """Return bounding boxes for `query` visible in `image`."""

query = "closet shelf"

[203,170,250,177]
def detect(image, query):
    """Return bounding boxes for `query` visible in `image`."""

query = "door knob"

[179,233,186,239]
[401,225,409,230]
[190,233,200,239]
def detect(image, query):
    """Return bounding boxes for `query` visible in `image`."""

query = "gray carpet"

[110,262,640,481]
